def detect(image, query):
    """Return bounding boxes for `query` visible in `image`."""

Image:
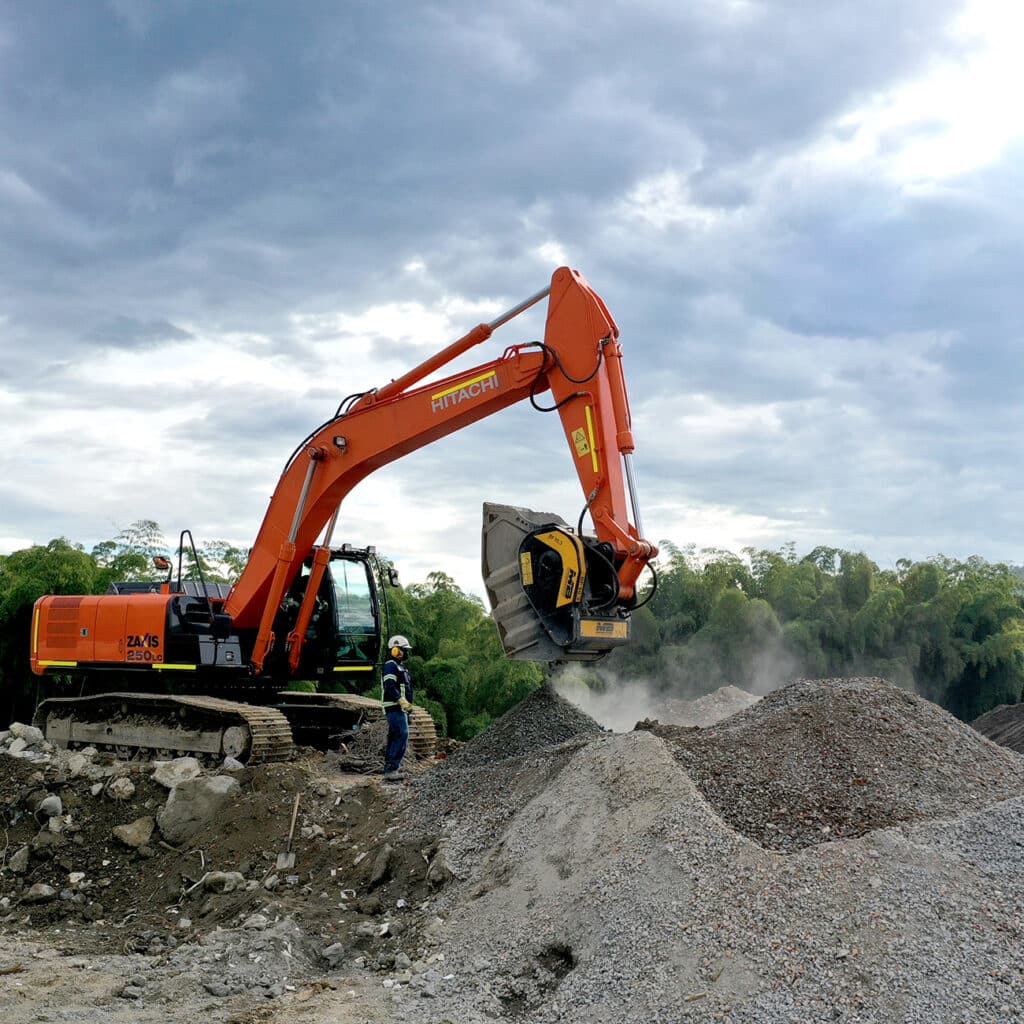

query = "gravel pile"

[660,683,761,727]
[397,723,1024,1024]
[396,684,605,874]
[647,676,1024,852]
[449,683,604,771]
[972,701,1024,753]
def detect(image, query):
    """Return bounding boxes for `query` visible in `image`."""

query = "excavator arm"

[223,267,657,669]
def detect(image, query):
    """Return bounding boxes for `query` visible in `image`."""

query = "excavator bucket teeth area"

[481,502,631,662]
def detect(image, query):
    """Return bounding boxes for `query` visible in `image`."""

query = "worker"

[381,635,414,781]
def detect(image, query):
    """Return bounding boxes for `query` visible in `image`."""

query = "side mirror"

[388,567,401,587]
[153,555,173,580]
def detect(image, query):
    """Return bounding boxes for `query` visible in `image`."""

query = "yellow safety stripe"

[333,665,374,672]
[431,370,497,401]
[39,660,77,668]
[151,663,197,671]
[32,608,39,657]
[584,405,599,473]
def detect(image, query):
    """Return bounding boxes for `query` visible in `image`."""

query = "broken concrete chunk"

[157,775,240,844]
[10,722,45,745]
[9,846,30,874]
[112,816,155,849]
[426,846,454,888]
[369,843,394,888]
[152,757,203,789]
[107,777,136,800]
[322,942,346,969]
[203,870,246,894]
[38,794,63,818]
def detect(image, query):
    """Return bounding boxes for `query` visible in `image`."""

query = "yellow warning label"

[572,427,590,458]
[519,552,534,586]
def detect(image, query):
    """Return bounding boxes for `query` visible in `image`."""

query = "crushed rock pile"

[656,684,761,728]
[643,676,1024,852]
[449,683,604,771]
[390,676,1024,1024]
[396,684,606,874]
[972,701,1024,754]
[5,676,1024,1024]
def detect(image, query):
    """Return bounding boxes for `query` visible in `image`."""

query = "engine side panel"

[32,593,172,672]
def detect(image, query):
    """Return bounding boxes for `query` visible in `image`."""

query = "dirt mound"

[0,749,444,965]
[972,701,1024,753]
[449,683,604,771]
[648,676,1024,851]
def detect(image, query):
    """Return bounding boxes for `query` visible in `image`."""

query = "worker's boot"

[382,769,402,782]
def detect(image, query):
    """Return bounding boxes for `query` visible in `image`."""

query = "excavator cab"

[273,547,387,682]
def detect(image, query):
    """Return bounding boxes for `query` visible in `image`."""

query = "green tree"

[0,539,105,723]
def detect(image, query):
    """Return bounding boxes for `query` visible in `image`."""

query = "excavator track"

[274,691,438,760]
[33,693,294,765]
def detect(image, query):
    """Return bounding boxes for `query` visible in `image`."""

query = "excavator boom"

[223,267,656,666]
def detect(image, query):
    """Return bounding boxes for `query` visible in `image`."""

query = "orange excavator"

[29,267,657,763]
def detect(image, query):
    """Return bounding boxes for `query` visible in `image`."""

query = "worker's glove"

[398,698,412,713]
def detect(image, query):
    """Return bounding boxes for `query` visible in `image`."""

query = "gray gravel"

[449,683,605,771]
[651,676,1024,851]
[390,676,1024,1024]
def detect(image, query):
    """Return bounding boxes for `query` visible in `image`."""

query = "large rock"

[23,882,56,904]
[157,775,240,844]
[10,722,45,746]
[152,757,203,789]
[113,816,155,849]
[9,846,30,874]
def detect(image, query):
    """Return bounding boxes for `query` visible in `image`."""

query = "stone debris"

[152,756,204,789]
[156,774,241,844]
[112,816,155,849]
[1,676,1023,1024]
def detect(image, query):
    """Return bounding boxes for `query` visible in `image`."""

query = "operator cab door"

[325,555,381,686]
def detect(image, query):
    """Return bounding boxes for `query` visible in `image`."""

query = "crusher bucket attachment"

[481,502,633,662]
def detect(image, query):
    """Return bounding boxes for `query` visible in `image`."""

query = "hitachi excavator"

[29,267,658,764]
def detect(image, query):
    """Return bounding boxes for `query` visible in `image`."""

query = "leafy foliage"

[3,520,1024,735]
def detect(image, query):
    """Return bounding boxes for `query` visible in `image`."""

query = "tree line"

[2,522,1022,736]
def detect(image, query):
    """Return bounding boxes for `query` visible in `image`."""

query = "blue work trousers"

[385,708,409,772]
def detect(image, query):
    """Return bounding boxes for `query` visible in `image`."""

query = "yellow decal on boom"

[572,427,590,458]
[536,530,586,607]
[584,405,599,473]
[430,370,500,414]
[519,552,534,586]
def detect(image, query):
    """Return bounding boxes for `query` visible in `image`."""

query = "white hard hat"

[388,635,412,652]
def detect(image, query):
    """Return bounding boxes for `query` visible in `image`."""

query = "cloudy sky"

[2,0,1023,596]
